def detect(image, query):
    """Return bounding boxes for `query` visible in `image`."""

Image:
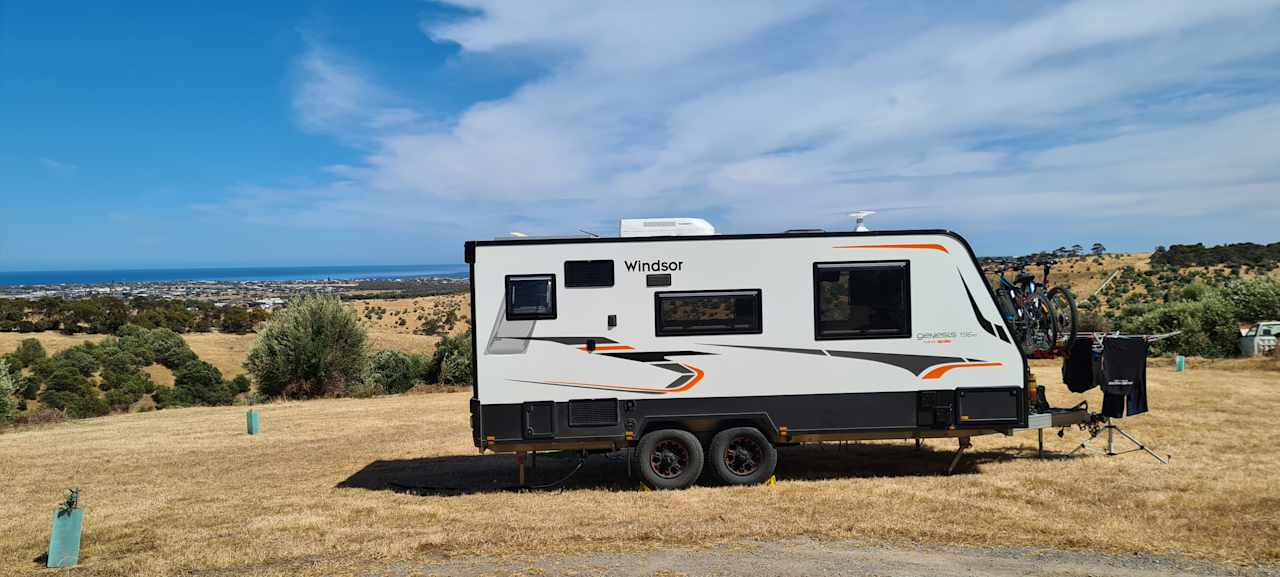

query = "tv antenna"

[849,210,876,232]
[831,205,931,232]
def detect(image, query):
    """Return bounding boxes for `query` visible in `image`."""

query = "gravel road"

[372,539,1278,577]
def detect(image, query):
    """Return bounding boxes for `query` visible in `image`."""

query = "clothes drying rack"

[1065,331,1180,464]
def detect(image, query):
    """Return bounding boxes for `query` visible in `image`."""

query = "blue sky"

[2,0,1279,270]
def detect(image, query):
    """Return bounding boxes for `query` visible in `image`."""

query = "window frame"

[505,274,558,321]
[563,259,615,288]
[812,260,912,341]
[654,288,763,337]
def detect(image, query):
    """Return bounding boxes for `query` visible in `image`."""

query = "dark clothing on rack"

[1062,337,1097,393]
[1101,393,1127,418]
[1101,337,1149,417]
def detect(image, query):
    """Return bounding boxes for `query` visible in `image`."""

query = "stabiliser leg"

[946,436,972,475]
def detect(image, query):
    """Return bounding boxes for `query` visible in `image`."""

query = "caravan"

[465,221,1034,489]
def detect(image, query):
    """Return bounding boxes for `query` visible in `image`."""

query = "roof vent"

[620,218,716,238]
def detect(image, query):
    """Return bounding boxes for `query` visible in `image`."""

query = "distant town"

[0,276,470,309]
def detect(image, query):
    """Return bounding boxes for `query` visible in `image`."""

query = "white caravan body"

[465,229,1028,452]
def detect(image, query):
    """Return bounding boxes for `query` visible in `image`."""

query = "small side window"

[564,260,614,287]
[506,274,556,320]
[814,261,910,339]
[656,290,762,336]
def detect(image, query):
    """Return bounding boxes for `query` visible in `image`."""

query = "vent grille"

[568,399,619,427]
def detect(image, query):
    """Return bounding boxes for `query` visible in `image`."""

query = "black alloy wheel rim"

[650,439,690,479]
[723,435,763,476]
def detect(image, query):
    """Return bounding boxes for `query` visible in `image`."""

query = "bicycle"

[992,258,1078,355]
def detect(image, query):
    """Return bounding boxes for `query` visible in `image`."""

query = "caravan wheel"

[709,427,777,485]
[637,429,704,490]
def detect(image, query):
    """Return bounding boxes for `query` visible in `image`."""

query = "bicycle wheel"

[1047,287,1078,349]
[1035,297,1058,354]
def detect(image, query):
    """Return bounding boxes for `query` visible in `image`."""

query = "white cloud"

[223,0,1280,251]
[38,157,77,171]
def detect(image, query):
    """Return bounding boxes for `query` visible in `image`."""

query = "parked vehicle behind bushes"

[1240,321,1280,357]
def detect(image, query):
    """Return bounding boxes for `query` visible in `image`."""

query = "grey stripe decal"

[508,379,667,395]
[514,336,619,345]
[958,270,1007,343]
[665,374,694,389]
[825,350,967,376]
[652,362,694,374]
[709,343,968,376]
[701,344,827,356]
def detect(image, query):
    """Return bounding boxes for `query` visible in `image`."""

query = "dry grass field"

[349,294,471,338]
[1,360,1278,576]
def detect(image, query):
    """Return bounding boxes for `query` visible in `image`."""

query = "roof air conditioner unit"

[619,218,716,238]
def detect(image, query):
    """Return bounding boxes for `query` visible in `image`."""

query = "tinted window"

[656,290,761,336]
[564,260,614,287]
[814,261,910,339]
[506,274,556,320]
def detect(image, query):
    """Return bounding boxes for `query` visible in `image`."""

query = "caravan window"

[564,260,614,287]
[655,290,762,336]
[506,274,557,320]
[814,261,910,339]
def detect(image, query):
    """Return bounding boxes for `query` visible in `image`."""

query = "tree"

[367,350,428,394]
[149,328,197,369]
[53,346,100,378]
[429,330,473,385]
[38,367,105,417]
[173,360,233,406]
[1090,243,1106,256]
[1070,244,1083,257]
[11,338,46,368]
[219,306,259,334]
[0,359,17,425]
[229,374,251,395]
[245,295,368,398]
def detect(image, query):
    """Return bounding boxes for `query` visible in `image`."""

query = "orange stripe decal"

[666,365,703,393]
[536,364,704,394]
[834,243,949,253]
[577,345,635,352]
[922,362,1003,379]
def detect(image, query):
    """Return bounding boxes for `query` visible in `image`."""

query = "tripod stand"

[1069,417,1169,464]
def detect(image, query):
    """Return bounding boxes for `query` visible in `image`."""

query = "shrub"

[149,328,197,369]
[97,346,145,390]
[116,324,158,365]
[173,360,233,406]
[53,346,100,378]
[1118,294,1239,357]
[346,380,385,399]
[245,295,368,398]
[367,350,429,394]
[434,330,473,385]
[66,394,109,418]
[0,359,17,425]
[229,374,251,395]
[1222,278,1280,322]
[39,365,108,418]
[11,338,46,368]
[105,387,143,411]
[19,375,40,400]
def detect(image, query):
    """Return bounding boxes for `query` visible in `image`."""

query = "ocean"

[0,264,469,286]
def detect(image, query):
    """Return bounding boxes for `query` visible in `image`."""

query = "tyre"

[636,429,704,490]
[708,427,777,486]
[1047,287,1078,349]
